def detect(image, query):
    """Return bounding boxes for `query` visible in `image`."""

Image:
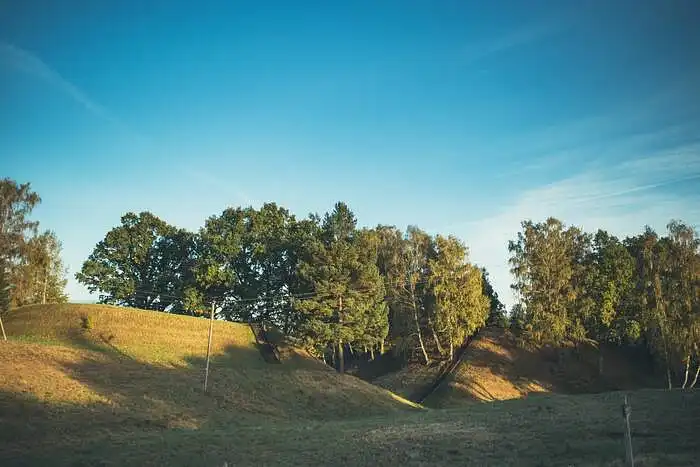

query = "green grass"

[1,305,697,466]
[3,387,697,466]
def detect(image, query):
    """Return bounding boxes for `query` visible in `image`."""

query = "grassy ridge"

[378,328,660,408]
[1,305,696,466]
[0,304,420,465]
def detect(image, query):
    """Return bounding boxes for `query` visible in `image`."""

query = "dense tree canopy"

[0,178,67,310]
[76,212,194,312]
[509,218,700,388]
[74,186,698,381]
[78,200,492,372]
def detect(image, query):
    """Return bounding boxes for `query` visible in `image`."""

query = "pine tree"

[295,203,387,372]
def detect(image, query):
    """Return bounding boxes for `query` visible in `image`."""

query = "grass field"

[1,304,697,466]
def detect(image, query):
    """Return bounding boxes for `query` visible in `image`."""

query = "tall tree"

[428,235,489,358]
[0,179,67,307]
[508,218,590,345]
[664,221,700,388]
[397,226,433,363]
[482,268,507,328]
[294,202,387,372]
[77,212,195,311]
[581,230,636,344]
[377,226,433,363]
[11,231,68,306]
[0,178,41,263]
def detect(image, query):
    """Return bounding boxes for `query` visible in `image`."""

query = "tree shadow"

[426,327,663,406]
[0,328,420,465]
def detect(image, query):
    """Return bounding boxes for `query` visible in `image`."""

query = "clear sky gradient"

[2,0,699,308]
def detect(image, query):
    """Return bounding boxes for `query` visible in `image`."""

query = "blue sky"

[2,0,699,308]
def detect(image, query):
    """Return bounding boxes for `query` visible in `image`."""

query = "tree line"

[0,179,67,312]
[4,178,697,386]
[509,217,700,389]
[76,202,498,370]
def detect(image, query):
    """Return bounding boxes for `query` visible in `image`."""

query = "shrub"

[80,315,93,331]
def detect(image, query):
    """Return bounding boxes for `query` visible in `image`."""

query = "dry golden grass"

[4,303,255,365]
[2,306,693,466]
[425,328,661,408]
[0,303,419,457]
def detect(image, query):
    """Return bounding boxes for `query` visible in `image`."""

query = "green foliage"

[428,235,489,357]
[76,212,195,312]
[80,314,93,330]
[0,179,67,308]
[508,218,589,345]
[12,230,68,306]
[0,178,41,262]
[510,217,700,388]
[294,203,388,369]
[482,268,507,328]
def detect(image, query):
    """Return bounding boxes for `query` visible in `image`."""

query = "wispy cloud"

[0,41,150,147]
[462,12,573,65]
[452,143,700,309]
[0,42,116,121]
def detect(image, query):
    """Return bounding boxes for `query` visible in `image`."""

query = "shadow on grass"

[0,329,420,466]
[425,328,663,405]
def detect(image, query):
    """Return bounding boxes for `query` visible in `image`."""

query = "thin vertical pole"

[204,302,215,392]
[623,395,634,467]
[0,315,6,341]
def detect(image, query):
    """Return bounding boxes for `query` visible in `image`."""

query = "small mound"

[373,362,445,400]
[425,328,660,407]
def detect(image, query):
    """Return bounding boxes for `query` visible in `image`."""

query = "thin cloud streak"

[0,41,149,146]
[1,42,114,121]
[462,11,574,65]
[451,143,700,309]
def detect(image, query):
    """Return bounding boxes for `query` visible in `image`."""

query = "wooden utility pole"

[1,284,12,341]
[42,271,47,305]
[337,295,344,374]
[622,395,634,467]
[204,302,215,392]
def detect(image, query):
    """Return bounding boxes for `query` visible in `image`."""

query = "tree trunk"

[681,355,691,389]
[413,300,430,365]
[370,347,375,361]
[42,266,48,305]
[428,318,445,355]
[338,340,344,373]
[449,335,454,360]
[666,363,672,390]
[380,339,385,355]
[689,364,700,389]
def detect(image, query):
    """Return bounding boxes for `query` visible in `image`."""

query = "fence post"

[622,395,634,467]
[204,302,215,392]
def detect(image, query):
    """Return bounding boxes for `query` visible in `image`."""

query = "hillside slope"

[0,304,418,461]
[424,328,660,407]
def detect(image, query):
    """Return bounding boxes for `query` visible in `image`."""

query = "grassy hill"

[0,304,418,464]
[374,328,661,408]
[1,305,697,466]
